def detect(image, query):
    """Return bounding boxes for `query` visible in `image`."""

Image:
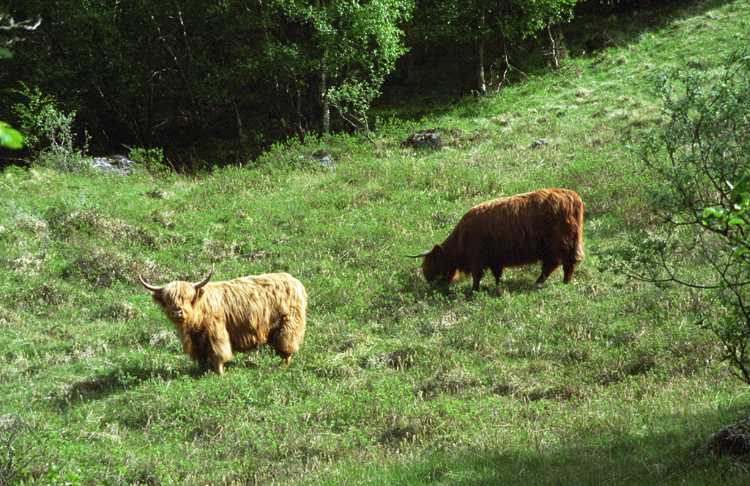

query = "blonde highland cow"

[139,270,307,375]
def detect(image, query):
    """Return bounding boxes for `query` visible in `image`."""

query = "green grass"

[2,0,750,484]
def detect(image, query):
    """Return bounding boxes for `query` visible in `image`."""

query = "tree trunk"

[477,40,487,95]
[233,101,247,158]
[547,24,568,69]
[295,85,305,142]
[320,51,330,134]
[405,49,417,84]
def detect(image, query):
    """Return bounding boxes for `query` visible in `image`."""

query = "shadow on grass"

[499,277,543,294]
[54,353,272,408]
[54,364,187,408]
[371,268,545,320]
[366,269,457,330]
[332,401,750,485]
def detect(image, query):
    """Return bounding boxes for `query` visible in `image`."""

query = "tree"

[3,1,413,162]
[272,0,413,134]
[409,0,577,94]
[624,50,750,382]
[0,12,39,150]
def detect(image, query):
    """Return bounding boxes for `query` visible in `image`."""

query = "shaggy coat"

[141,272,307,375]
[419,188,584,291]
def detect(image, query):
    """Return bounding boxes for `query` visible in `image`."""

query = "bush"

[0,414,38,486]
[12,84,86,171]
[327,80,379,134]
[627,49,750,382]
[128,146,172,176]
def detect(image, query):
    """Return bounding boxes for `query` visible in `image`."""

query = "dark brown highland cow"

[412,188,584,291]
[140,271,307,375]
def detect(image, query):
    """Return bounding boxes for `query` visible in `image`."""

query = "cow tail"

[574,200,585,262]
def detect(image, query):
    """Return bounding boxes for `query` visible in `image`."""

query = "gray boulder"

[312,150,335,168]
[403,129,442,150]
[90,155,135,176]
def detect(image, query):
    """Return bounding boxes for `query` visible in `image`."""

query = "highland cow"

[412,188,584,292]
[139,270,307,375]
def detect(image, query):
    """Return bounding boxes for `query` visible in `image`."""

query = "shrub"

[625,49,750,382]
[128,146,172,176]
[0,414,38,486]
[12,84,86,171]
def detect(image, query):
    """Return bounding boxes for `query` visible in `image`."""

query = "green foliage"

[701,172,750,261]
[0,0,575,160]
[327,80,379,133]
[0,414,40,486]
[632,48,750,382]
[409,0,577,93]
[12,84,85,171]
[500,0,578,41]
[128,147,171,177]
[12,85,61,150]
[413,0,577,44]
[0,121,23,149]
[3,0,413,162]
[276,0,413,132]
[0,15,23,150]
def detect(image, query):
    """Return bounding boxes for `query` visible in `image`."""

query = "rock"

[403,129,442,150]
[145,189,171,199]
[709,417,750,458]
[585,32,614,53]
[312,150,335,168]
[89,155,135,176]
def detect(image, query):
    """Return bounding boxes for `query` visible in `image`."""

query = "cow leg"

[562,260,577,283]
[471,268,484,292]
[207,325,232,376]
[491,265,503,287]
[196,357,210,373]
[536,258,560,285]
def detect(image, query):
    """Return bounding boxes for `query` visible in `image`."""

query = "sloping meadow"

[2,1,750,483]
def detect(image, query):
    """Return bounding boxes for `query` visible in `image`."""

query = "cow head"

[139,270,212,327]
[411,245,457,283]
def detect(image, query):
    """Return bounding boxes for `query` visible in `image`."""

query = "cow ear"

[431,244,442,254]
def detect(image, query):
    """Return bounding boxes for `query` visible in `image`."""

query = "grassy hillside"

[2,0,750,484]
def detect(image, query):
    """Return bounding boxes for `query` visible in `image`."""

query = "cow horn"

[192,269,213,289]
[406,250,431,258]
[139,274,164,292]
